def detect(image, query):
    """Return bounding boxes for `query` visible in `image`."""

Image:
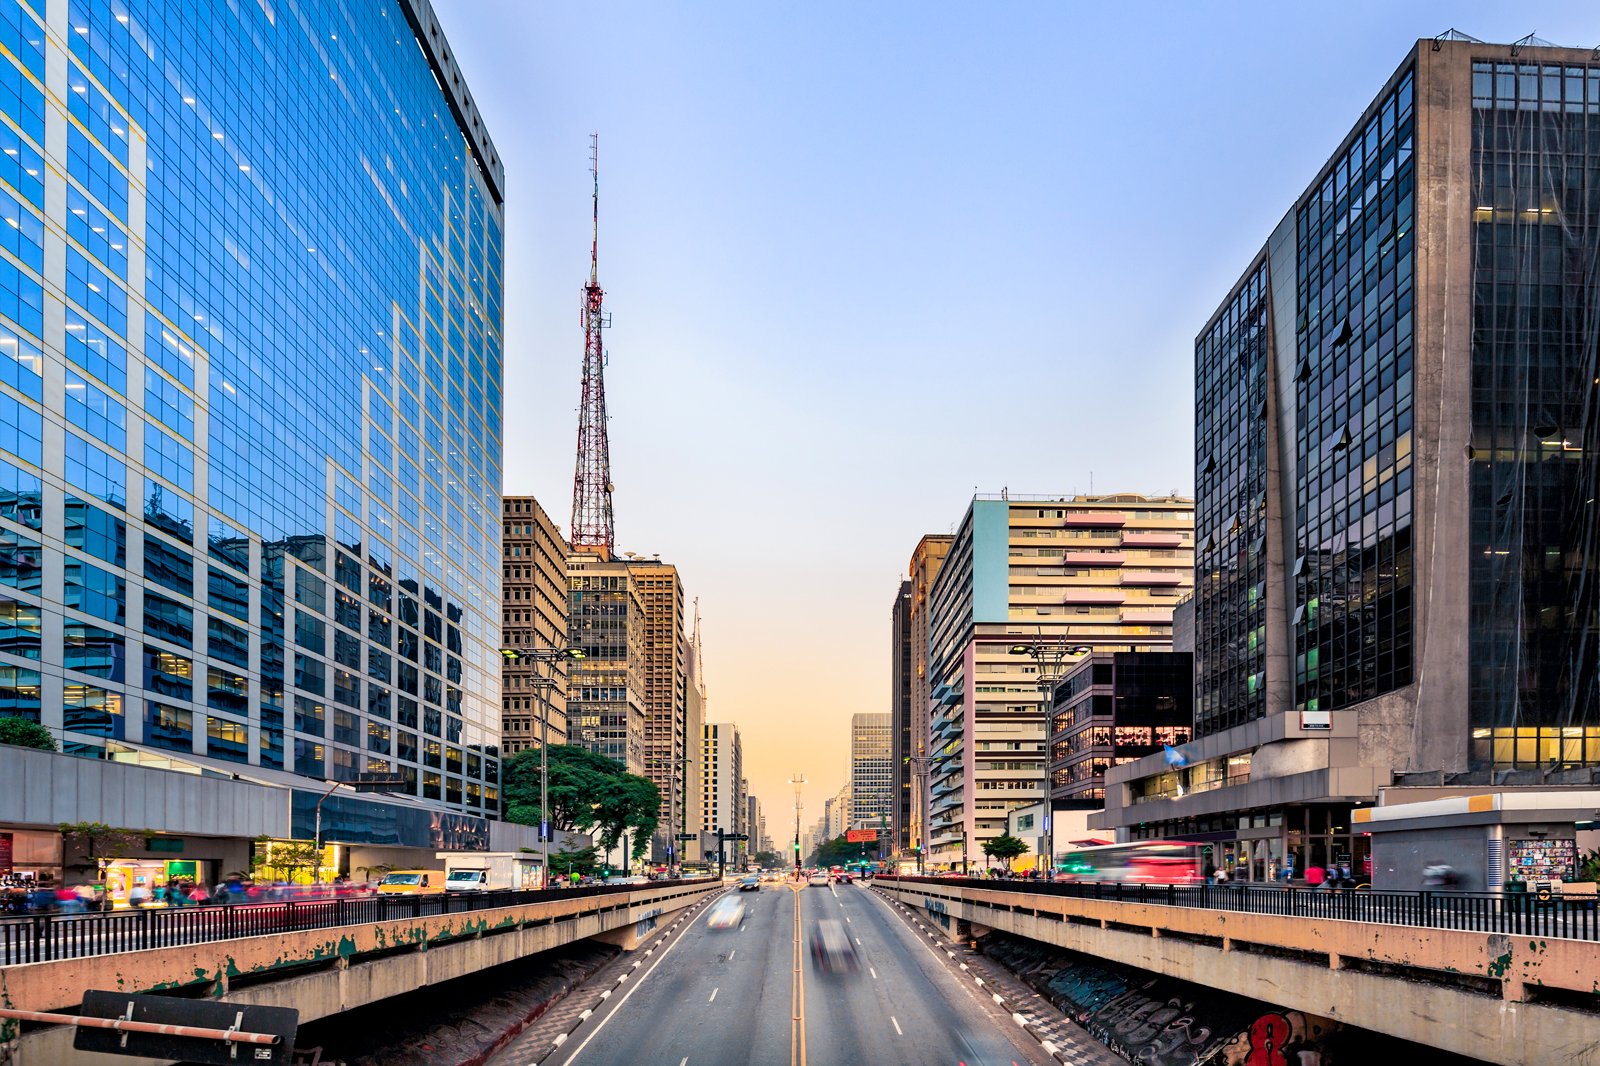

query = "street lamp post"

[1008,639,1090,879]
[312,780,344,885]
[501,645,585,887]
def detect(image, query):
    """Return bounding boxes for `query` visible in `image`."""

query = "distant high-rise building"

[822,781,851,841]
[889,581,913,852]
[702,722,743,841]
[907,535,953,858]
[927,494,1194,868]
[627,559,688,861]
[683,608,708,862]
[0,0,504,821]
[850,712,893,834]
[567,554,646,773]
[1103,37,1600,884]
[501,498,570,753]
[1048,652,1192,803]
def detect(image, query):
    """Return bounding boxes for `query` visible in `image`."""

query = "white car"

[807,871,829,887]
[707,895,746,929]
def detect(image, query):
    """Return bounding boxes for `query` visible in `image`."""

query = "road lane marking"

[868,966,877,979]
[891,1016,903,1036]
[558,889,715,1066]
[709,988,718,1003]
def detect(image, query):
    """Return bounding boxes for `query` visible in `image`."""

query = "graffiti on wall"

[979,932,1341,1066]
[1211,1010,1335,1066]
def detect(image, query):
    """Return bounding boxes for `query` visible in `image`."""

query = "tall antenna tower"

[571,133,615,554]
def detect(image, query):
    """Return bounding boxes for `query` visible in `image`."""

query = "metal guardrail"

[875,875,1600,942]
[0,879,718,965]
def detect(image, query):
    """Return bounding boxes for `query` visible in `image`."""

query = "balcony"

[1063,512,1126,528]
[1063,550,1125,566]
[1121,531,1186,548]
[1121,570,1186,586]
[1120,607,1174,623]
[1061,589,1125,605]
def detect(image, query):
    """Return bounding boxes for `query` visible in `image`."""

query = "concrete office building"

[567,554,646,773]
[1101,36,1600,882]
[627,559,688,861]
[889,580,913,851]
[701,722,743,840]
[501,497,570,753]
[850,711,893,833]
[906,535,953,858]
[0,0,506,839]
[927,494,1194,868]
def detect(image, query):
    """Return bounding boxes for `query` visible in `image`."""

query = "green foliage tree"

[503,745,662,861]
[549,838,603,879]
[754,850,781,869]
[807,835,859,868]
[59,822,148,877]
[249,836,322,883]
[982,833,1030,872]
[0,715,56,751]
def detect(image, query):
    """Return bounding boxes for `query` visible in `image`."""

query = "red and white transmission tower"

[570,133,615,554]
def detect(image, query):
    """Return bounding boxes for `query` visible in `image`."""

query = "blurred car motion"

[809,919,858,974]
[707,894,746,929]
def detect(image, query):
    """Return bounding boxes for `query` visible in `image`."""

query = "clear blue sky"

[436,1,1599,824]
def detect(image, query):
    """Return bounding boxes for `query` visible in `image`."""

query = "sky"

[435,1,1600,833]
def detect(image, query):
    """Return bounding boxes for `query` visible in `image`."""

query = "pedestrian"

[1305,864,1326,889]
[128,883,149,909]
[1214,866,1230,884]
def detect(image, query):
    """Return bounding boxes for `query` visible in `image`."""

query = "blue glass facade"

[0,0,504,812]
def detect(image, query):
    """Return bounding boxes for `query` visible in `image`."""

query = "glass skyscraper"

[0,0,504,814]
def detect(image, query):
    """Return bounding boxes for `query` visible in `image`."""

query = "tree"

[807,835,860,868]
[502,745,662,862]
[754,850,781,869]
[59,822,147,878]
[982,834,1030,872]
[0,715,55,751]
[250,836,321,883]
[550,838,602,879]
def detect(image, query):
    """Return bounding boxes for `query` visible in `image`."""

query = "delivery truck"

[436,852,543,892]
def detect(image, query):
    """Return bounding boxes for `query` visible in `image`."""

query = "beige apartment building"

[626,559,689,862]
[905,535,953,857]
[501,497,571,753]
[926,493,1194,868]
[567,552,648,773]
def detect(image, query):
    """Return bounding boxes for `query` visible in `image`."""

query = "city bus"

[1056,841,1208,884]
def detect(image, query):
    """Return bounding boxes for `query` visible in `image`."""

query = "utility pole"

[789,773,806,877]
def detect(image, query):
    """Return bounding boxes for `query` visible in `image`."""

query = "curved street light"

[500,645,585,884]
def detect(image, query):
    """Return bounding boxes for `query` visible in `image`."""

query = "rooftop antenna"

[571,133,616,556]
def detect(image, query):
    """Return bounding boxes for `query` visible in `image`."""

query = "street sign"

[723,833,748,841]
[846,829,879,843]
[74,992,299,1064]
[674,834,696,841]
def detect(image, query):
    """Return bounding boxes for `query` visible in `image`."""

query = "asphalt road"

[546,880,1045,1066]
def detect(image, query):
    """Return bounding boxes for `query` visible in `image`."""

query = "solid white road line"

[558,892,715,1066]
[891,1016,903,1036]
[708,988,718,1003]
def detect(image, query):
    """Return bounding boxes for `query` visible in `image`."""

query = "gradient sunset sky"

[438,1,1599,831]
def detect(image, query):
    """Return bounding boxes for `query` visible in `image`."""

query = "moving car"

[809,919,859,974]
[807,871,829,887]
[739,875,760,892]
[836,871,853,885]
[707,894,745,929]
[376,870,444,896]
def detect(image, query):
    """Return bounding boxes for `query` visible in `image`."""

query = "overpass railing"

[0,878,718,965]
[874,875,1600,941]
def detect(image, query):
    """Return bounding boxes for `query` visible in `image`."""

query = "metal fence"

[875,875,1600,942]
[0,878,717,965]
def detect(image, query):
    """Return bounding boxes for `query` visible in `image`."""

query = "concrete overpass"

[0,879,720,1065]
[874,876,1600,1066]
